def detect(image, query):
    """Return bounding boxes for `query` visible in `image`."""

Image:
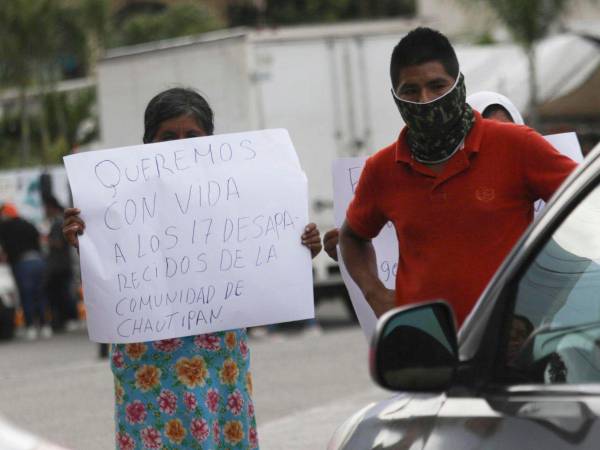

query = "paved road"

[0,302,389,449]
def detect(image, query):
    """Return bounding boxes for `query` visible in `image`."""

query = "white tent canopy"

[458,34,600,116]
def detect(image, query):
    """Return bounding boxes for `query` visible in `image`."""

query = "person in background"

[43,195,79,332]
[63,87,322,449]
[0,203,51,340]
[339,27,577,325]
[467,90,525,125]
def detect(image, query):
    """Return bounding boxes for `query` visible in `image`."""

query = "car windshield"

[503,183,600,384]
[553,187,600,260]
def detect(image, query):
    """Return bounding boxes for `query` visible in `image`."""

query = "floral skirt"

[110,329,258,449]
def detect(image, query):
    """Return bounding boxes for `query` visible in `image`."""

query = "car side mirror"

[370,301,459,391]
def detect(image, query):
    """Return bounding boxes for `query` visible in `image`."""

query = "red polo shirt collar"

[394,111,485,183]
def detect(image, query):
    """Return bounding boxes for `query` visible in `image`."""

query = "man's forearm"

[339,221,395,317]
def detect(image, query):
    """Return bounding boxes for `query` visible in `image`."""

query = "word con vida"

[94,138,257,197]
[103,176,241,231]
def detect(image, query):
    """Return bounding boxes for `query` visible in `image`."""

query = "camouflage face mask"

[392,73,475,164]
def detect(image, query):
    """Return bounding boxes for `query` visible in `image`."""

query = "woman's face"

[151,114,207,143]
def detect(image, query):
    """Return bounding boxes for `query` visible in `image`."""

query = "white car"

[329,143,600,449]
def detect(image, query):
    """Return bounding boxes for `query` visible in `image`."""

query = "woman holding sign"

[63,87,323,450]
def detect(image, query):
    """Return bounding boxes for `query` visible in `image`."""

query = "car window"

[501,185,600,384]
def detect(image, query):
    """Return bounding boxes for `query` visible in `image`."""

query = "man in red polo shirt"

[339,27,577,326]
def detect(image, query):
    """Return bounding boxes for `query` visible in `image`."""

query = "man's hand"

[339,220,396,317]
[323,228,339,261]
[365,285,396,318]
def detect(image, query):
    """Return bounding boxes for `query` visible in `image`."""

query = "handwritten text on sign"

[333,132,583,340]
[332,158,394,340]
[64,129,313,343]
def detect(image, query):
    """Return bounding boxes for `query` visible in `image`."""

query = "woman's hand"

[302,223,322,259]
[63,208,85,249]
[323,228,339,261]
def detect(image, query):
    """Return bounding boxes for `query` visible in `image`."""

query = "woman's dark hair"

[143,87,214,143]
[390,27,459,89]
[482,104,513,122]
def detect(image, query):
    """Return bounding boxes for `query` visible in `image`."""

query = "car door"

[423,152,600,449]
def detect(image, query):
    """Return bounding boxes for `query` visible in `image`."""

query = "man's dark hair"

[143,87,214,143]
[390,27,459,89]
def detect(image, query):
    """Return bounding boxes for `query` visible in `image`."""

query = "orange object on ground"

[77,300,86,321]
[14,307,24,327]
[77,285,86,320]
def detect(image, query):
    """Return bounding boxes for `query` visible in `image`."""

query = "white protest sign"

[333,132,583,340]
[332,158,391,340]
[534,132,584,216]
[64,129,314,343]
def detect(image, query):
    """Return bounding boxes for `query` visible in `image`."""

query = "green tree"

[0,0,57,166]
[468,0,571,128]
[228,0,415,27]
[0,0,108,166]
[111,2,223,47]
[44,88,99,161]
